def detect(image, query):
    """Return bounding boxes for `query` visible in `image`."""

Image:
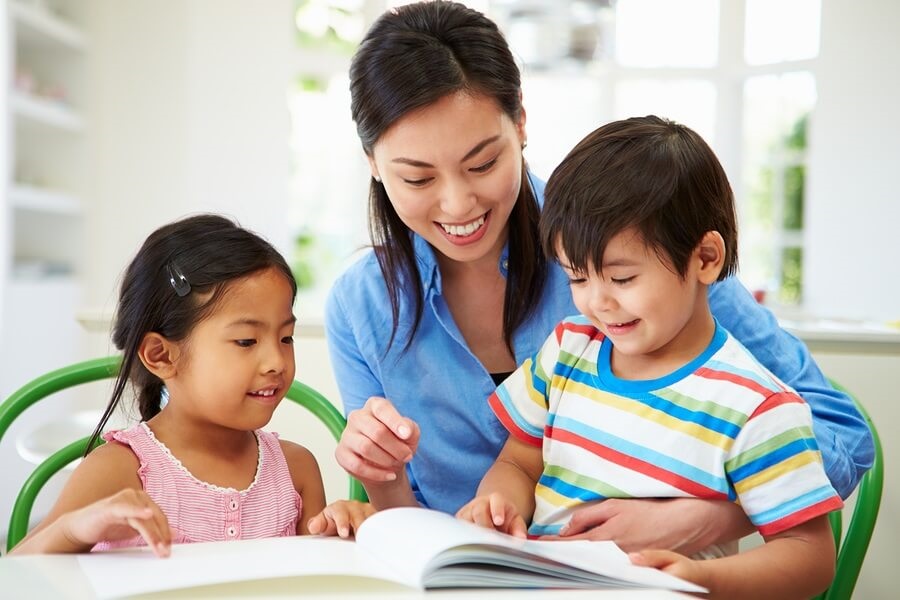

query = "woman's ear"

[695,231,726,284]
[137,332,179,380]
[366,155,381,183]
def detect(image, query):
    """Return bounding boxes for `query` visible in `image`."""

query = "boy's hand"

[629,549,708,588]
[63,489,171,557]
[456,493,527,538]
[307,501,375,538]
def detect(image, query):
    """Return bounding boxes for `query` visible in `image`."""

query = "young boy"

[457,116,842,599]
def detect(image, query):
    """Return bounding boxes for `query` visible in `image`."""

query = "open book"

[77,507,706,598]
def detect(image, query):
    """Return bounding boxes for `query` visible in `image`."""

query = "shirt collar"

[413,234,510,295]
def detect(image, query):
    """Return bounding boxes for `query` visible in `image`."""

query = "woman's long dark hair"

[85,214,296,454]
[350,0,546,353]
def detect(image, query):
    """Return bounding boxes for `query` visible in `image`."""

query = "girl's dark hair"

[350,0,545,352]
[541,115,738,280]
[85,214,296,454]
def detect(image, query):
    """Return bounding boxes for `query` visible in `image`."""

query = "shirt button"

[229,499,238,511]
[227,526,237,537]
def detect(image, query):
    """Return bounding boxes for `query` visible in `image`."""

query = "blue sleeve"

[709,277,874,498]
[323,281,384,416]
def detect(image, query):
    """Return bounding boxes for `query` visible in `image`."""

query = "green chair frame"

[813,380,884,600]
[0,356,366,553]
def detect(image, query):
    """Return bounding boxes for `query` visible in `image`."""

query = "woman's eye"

[235,339,256,348]
[470,158,498,173]
[403,177,432,187]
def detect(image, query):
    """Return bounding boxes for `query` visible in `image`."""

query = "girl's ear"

[137,332,179,380]
[695,230,726,284]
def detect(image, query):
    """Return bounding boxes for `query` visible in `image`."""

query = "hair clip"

[166,263,191,297]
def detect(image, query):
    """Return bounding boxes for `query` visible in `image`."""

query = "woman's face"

[368,91,527,268]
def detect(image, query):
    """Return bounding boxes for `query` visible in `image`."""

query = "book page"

[355,507,705,593]
[77,536,404,599]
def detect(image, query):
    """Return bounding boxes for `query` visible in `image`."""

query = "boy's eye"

[611,276,635,285]
[567,277,587,286]
[470,157,498,173]
[235,339,256,348]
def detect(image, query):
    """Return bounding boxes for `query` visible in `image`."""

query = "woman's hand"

[307,501,376,538]
[456,493,527,538]
[543,498,752,554]
[335,396,420,484]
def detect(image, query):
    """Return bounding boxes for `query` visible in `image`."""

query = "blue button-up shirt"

[324,177,873,513]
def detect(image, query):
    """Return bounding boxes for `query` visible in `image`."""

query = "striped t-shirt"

[489,316,842,538]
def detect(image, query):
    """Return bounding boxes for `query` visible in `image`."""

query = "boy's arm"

[457,435,544,536]
[633,514,836,600]
[710,277,873,497]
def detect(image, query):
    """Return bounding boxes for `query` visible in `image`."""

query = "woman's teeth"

[440,215,485,237]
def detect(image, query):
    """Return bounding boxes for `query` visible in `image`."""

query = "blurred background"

[0,0,897,595]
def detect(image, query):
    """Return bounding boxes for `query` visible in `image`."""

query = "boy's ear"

[137,332,179,380]
[695,231,726,284]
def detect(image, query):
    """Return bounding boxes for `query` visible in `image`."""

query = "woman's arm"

[325,288,421,509]
[710,277,874,498]
[10,443,171,556]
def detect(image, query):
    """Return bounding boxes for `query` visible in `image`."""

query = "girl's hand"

[456,493,527,538]
[335,397,420,484]
[307,501,376,538]
[543,498,748,554]
[630,549,709,590]
[62,489,171,557]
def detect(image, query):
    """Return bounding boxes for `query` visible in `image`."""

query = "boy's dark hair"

[540,115,738,280]
[86,214,296,453]
[350,0,545,353]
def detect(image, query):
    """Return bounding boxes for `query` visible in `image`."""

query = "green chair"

[813,380,884,600]
[0,356,366,553]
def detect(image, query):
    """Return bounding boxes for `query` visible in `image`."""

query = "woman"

[325,0,872,554]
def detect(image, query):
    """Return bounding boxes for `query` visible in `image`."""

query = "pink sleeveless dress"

[93,422,301,550]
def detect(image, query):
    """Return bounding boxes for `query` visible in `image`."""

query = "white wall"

[805,0,900,322]
[82,0,293,315]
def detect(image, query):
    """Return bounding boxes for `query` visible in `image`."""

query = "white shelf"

[9,184,82,215]
[10,1,85,50]
[11,91,84,131]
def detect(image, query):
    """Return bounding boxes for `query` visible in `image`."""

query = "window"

[288,0,823,312]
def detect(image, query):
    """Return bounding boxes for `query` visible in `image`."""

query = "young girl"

[10,214,372,557]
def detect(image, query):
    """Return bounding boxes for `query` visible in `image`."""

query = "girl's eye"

[470,157,497,173]
[281,336,295,345]
[235,339,256,348]
[611,276,635,286]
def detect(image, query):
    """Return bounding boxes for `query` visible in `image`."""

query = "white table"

[0,550,689,600]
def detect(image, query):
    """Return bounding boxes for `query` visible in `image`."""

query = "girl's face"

[368,91,527,269]
[165,267,297,431]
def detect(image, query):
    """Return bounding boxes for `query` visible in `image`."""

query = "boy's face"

[557,228,716,378]
[164,267,297,431]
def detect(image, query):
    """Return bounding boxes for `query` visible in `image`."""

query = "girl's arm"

[632,514,836,600]
[456,435,544,537]
[281,439,375,538]
[279,440,326,535]
[10,443,171,556]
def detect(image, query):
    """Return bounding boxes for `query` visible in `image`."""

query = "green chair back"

[813,380,884,600]
[0,356,366,553]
